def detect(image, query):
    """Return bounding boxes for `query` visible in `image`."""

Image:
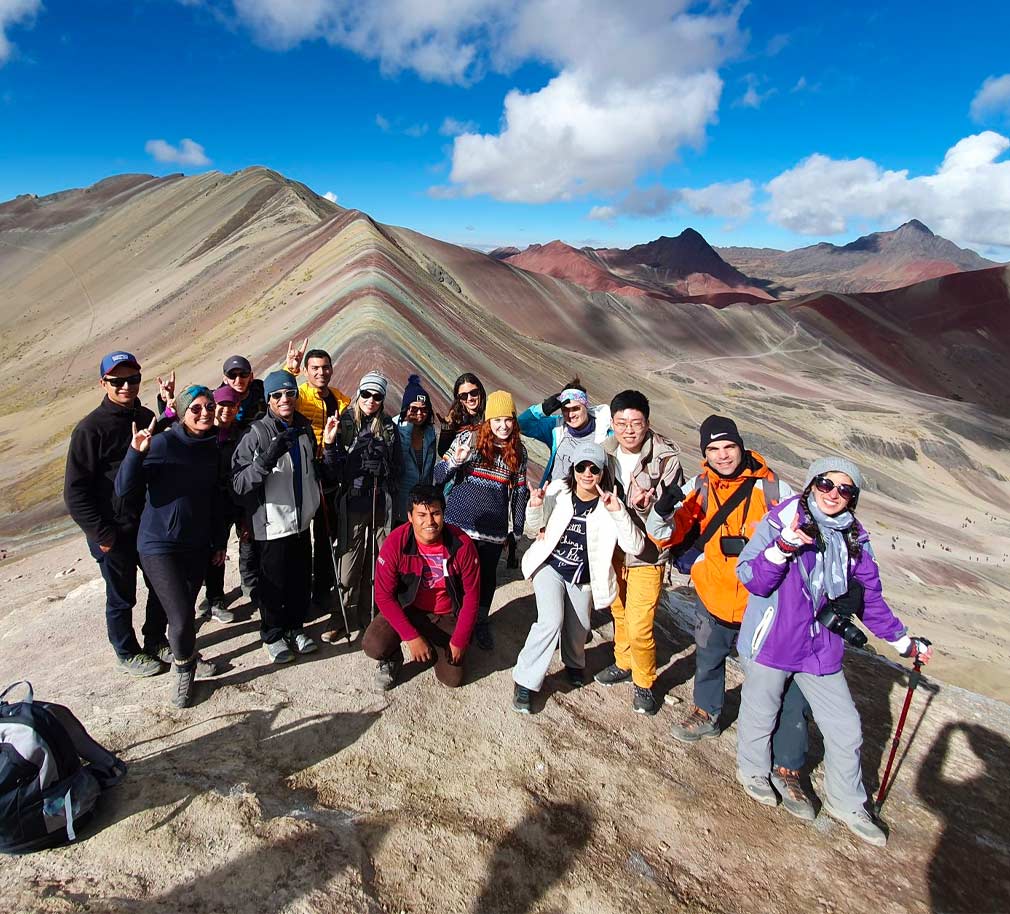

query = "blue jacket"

[517,402,612,485]
[114,423,226,555]
[394,419,436,522]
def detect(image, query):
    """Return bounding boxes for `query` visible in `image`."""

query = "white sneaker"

[736,770,778,807]
[822,799,887,847]
[286,630,318,655]
[263,639,294,664]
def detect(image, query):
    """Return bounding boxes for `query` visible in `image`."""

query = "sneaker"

[193,653,224,679]
[564,666,585,688]
[374,656,402,691]
[633,685,659,715]
[822,799,887,847]
[737,771,778,807]
[473,623,494,651]
[594,664,632,686]
[116,653,165,677]
[771,767,816,822]
[172,661,197,708]
[194,600,212,624]
[263,638,294,664]
[209,601,235,623]
[285,630,318,655]
[320,628,348,643]
[151,643,173,665]
[670,706,720,743]
[512,683,532,714]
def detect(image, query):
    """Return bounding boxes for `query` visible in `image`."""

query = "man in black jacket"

[64,351,167,676]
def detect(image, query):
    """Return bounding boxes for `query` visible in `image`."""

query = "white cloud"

[587,180,753,222]
[375,113,391,132]
[323,191,338,203]
[734,73,776,109]
[0,0,41,65]
[766,132,1010,246]
[440,116,478,136]
[970,74,1010,123]
[376,112,428,137]
[144,138,212,167]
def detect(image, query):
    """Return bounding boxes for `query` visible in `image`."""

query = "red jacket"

[374,522,481,649]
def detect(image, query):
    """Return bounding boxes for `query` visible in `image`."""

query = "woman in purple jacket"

[733,457,933,847]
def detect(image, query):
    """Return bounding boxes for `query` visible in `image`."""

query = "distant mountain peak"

[898,218,933,235]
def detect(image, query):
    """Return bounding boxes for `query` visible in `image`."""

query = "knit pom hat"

[401,373,430,412]
[484,390,516,420]
[358,370,388,396]
[176,385,213,415]
[263,370,298,398]
[699,414,744,456]
[804,457,863,490]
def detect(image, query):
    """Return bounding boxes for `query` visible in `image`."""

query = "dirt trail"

[1,537,1008,914]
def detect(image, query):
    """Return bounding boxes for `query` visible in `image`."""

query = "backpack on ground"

[0,681,127,854]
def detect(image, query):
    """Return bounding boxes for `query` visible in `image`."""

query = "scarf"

[568,415,596,439]
[804,499,854,609]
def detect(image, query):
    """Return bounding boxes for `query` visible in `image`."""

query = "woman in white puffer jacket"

[511,440,645,714]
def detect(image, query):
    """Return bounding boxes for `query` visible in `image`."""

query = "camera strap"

[695,476,758,553]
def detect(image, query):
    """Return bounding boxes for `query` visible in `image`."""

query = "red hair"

[475,419,523,475]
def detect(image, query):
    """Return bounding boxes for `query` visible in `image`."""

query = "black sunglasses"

[359,390,384,403]
[226,370,252,380]
[812,475,859,500]
[269,390,297,401]
[103,374,142,388]
[574,461,603,475]
[457,388,481,401]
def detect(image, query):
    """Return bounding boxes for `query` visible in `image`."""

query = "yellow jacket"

[282,368,349,446]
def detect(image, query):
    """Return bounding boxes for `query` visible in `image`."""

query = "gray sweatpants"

[737,660,867,813]
[513,564,592,692]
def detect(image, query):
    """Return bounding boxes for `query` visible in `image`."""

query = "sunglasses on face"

[269,390,297,401]
[226,370,251,380]
[188,403,215,414]
[359,390,384,403]
[407,405,429,414]
[574,461,603,475]
[103,374,142,388]
[457,389,480,402]
[812,476,859,500]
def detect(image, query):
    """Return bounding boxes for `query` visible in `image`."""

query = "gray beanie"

[804,457,863,490]
[358,370,388,396]
[571,440,607,469]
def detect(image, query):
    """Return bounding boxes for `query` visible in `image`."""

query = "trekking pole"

[317,480,351,640]
[369,481,379,621]
[875,651,929,811]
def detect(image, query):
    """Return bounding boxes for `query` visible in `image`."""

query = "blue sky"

[2,1,1010,255]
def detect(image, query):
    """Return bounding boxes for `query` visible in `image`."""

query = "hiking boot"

[193,653,224,679]
[473,623,494,651]
[263,638,294,664]
[633,685,659,715]
[285,630,318,655]
[116,652,164,677]
[670,706,720,743]
[320,628,348,643]
[194,600,212,625]
[771,767,816,822]
[151,643,173,665]
[564,666,585,688]
[172,661,197,708]
[594,664,632,686]
[209,601,235,623]
[822,800,887,847]
[374,656,403,691]
[512,683,533,714]
[737,771,778,807]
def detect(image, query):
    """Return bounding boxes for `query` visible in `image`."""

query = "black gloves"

[654,481,686,519]
[258,428,299,471]
[359,438,387,478]
[541,392,564,415]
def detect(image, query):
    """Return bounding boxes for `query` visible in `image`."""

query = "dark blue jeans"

[88,534,168,659]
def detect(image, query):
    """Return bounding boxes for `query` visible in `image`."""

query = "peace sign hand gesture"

[285,337,310,374]
[596,483,621,512]
[529,486,545,508]
[130,418,157,453]
[323,414,339,446]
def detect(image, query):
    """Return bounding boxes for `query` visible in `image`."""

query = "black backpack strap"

[0,681,32,704]
[694,477,759,552]
[41,703,128,788]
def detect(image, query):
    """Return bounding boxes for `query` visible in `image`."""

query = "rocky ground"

[2,535,1009,914]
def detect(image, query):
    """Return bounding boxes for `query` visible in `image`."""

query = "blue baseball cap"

[99,351,141,377]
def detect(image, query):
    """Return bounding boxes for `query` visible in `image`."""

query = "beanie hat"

[214,385,241,405]
[571,439,606,469]
[484,390,516,420]
[358,370,388,396]
[804,457,863,491]
[401,373,430,413]
[263,370,298,398]
[699,414,744,456]
[176,385,213,416]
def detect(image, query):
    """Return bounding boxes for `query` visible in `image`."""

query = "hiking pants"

[474,540,504,629]
[362,607,464,688]
[610,561,664,688]
[738,661,867,813]
[203,520,258,604]
[258,530,312,645]
[88,535,167,660]
[513,564,592,692]
[140,550,207,663]
[338,509,387,634]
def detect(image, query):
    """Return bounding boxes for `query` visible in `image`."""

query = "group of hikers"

[64,344,934,848]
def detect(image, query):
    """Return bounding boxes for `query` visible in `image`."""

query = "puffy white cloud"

[0,0,41,65]
[144,138,212,167]
[971,74,1010,123]
[323,191,338,203]
[587,180,753,222]
[766,132,1010,246]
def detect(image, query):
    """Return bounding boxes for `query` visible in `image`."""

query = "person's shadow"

[471,799,593,914]
[916,722,1010,914]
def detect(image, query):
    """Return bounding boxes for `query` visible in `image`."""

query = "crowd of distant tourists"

[65,343,933,848]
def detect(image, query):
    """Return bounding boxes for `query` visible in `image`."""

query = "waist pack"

[0,681,127,854]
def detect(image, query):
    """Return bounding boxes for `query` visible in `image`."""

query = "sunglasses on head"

[574,461,603,475]
[188,403,215,414]
[269,389,297,401]
[103,374,142,388]
[457,388,480,401]
[359,390,384,403]
[226,370,251,380]
[812,475,859,500]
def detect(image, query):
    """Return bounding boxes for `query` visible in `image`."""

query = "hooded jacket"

[518,402,613,485]
[735,495,907,675]
[394,418,437,522]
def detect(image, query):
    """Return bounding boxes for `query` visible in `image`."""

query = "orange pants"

[610,562,664,688]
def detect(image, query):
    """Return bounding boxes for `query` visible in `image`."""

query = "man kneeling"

[362,484,480,690]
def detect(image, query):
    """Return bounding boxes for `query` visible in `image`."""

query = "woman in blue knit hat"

[394,374,438,526]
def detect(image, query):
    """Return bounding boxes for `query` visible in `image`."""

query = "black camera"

[719,535,749,557]
[816,581,867,648]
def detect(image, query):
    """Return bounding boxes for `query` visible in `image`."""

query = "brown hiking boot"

[771,767,816,821]
[670,706,719,742]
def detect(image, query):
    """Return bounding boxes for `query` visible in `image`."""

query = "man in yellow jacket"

[282,339,350,608]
